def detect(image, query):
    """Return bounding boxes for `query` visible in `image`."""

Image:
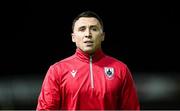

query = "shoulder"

[48,55,76,70]
[45,55,76,77]
[53,55,75,66]
[104,55,128,68]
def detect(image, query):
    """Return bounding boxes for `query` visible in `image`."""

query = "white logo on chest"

[71,70,77,77]
[104,67,114,80]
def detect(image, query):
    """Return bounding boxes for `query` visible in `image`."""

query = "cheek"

[75,33,83,41]
[75,37,83,45]
[95,35,103,42]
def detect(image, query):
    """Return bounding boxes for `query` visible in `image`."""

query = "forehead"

[74,17,101,28]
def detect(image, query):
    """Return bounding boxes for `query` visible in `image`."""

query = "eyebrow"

[78,25,99,28]
[90,25,98,28]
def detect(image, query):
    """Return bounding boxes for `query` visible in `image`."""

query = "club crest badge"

[104,67,114,79]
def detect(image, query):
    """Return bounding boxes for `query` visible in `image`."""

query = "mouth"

[84,41,93,46]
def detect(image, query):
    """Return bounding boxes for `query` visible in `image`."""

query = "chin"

[84,49,94,54]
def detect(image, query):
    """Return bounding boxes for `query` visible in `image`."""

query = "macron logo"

[71,70,77,77]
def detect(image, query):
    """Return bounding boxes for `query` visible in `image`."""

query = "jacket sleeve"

[36,65,61,110]
[119,66,140,110]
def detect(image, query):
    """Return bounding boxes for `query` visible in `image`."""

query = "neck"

[75,48,105,63]
[82,48,102,55]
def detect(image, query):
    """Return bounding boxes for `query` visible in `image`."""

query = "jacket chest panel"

[63,63,122,100]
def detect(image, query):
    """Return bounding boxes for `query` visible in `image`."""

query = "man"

[37,11,140,110]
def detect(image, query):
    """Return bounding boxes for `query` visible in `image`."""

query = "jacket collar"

[75,48,105,63]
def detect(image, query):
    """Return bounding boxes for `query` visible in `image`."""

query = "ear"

[101,32,105,41]
[71,33,76,43]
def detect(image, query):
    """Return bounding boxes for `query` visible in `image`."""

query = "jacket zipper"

[90,56,94,88]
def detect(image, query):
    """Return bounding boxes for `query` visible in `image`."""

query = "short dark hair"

[72,11,104,32]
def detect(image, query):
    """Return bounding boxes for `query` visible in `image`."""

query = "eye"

[92,27,97,31]
[79,26,86,31]
[91,26,98,31]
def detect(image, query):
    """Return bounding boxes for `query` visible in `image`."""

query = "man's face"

[72,17,104,54]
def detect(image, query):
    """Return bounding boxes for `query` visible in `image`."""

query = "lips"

[84,41,93,46]
[84,41,93,43]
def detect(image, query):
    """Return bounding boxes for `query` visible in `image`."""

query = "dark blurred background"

[1,0,180,110]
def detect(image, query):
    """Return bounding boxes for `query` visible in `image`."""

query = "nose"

[85,29,92,38]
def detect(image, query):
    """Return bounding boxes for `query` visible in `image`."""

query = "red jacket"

[37,48,140,110]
